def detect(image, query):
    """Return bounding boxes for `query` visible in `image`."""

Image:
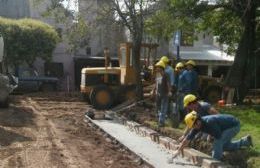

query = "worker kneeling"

[176,111,253,160]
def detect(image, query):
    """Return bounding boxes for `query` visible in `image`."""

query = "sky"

[62,0,78,12]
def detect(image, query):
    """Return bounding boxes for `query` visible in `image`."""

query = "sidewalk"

[89,118,199,168]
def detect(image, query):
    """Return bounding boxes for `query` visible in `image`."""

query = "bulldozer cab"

[118,43,136,85]
[118,43,158,85]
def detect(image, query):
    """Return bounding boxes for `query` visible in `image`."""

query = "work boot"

[245,135,253,147]
[241,135,253,147]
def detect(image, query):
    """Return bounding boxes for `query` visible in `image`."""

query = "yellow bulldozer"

[80,42,158,109]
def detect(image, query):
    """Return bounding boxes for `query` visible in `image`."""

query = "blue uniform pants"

[212,124,250,160]
[156,96,169,125]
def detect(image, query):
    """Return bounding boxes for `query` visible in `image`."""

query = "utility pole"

[0,35,4,73]
[174,30,181,61]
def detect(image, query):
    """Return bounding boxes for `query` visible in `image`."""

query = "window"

[85,74,104,86]
[181,31,194,46]
[120,48,126,67]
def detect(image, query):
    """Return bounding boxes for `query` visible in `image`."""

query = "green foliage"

[220,106,260,167]
[147,0,259,55]
[145,10,177,40]
[0,17,59,67]
[220,106,260,152]
[248,156,260,168]
[198,9,243,54]
[145,1,199,41]
[35,0,88,53]
[40,0,74,23]
[66,17,89,53]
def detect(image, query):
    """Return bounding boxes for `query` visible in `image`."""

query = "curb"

[84,115,153,168]
[122,120,232,168]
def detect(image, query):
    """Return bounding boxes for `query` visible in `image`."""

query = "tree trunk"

[132,38,144,100]
[225,3,257,104]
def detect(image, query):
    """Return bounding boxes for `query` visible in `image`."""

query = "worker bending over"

[175,111,253,160]
[179,94,219,141]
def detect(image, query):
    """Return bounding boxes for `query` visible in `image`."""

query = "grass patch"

[219,106,260,152]
[127,103,260,167]
[219,106,260,168]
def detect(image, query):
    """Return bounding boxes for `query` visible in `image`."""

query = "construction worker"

[160,56,175,90]
[174,62,184,89]
[160,56,176,120]
[174,111,253,161]
[185,60,198,95]
[179,94,219,141]
[175,62,190,120]
[152,60,171,127]
[183,94,219,116]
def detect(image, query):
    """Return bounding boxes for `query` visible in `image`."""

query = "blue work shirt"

[174,73,179,89]
[177,70,191,93]
[197,101,212,117]
[188,69,198,93]
[187,114,240,140]
[165,65,175,87]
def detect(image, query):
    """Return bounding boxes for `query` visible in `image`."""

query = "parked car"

[14,68,59,92]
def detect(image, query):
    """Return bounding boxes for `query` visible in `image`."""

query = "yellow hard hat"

[185,111,198,128]
[155,60,166,69]
[183,94,197,107]
[186,60,196,66]
[175,62,184,70]
[160,56,169,64]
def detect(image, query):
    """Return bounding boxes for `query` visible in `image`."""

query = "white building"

[169,31,234,77]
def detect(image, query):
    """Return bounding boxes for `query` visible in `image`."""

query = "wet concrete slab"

[90,118,199,168]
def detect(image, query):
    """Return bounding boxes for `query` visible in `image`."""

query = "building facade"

[170,31,234,77]
[0,0,126,90]
[0,0,30,18]
[78,0,126,58]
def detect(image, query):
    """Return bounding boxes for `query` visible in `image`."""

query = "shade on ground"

[90,118,199,168]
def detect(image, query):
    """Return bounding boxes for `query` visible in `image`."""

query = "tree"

[149,0,260,103]
[66,17,90,53]
[33,0,90,54]
[100,0,158,99]
[0,17,59,69]
[38,1,157,99]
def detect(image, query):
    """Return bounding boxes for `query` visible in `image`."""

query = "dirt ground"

[0,93,150,168]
